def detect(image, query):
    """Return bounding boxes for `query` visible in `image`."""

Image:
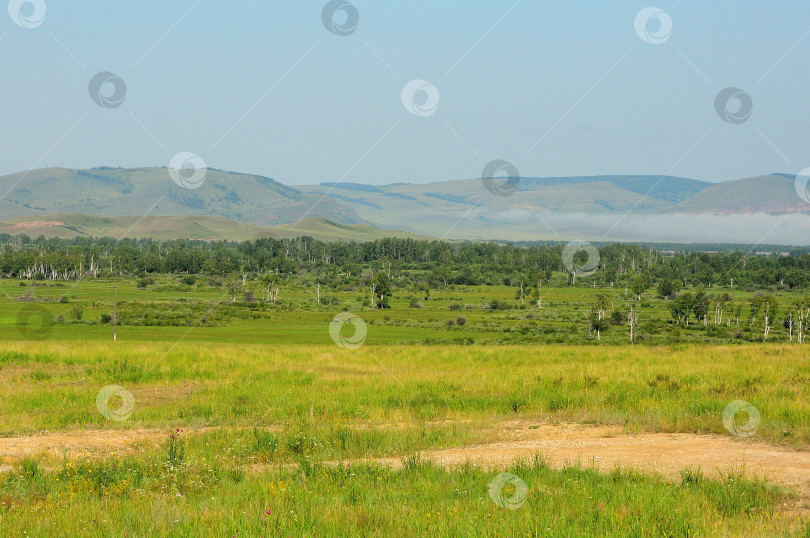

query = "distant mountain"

[2,168,810,243]
[0,213,422,242]
[671,174,806,214]
[0,167,363,226]
[300,175,712,224]
[298,173,810,244]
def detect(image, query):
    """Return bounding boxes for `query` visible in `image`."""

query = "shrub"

[448,302,462,311]
[445,319,456,326]
[456,316,467,326]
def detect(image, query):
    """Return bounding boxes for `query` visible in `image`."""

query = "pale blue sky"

[2,1,809,185]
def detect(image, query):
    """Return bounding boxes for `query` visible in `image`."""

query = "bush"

[489,299,511,310]
[100,314,112,324]
[456,316,467,326]
[448,302,462,311]
[445,319,456,326]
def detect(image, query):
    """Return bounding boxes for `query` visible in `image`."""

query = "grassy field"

[3,276,807,346]
[0,455,799,536]
[1,278,809,535]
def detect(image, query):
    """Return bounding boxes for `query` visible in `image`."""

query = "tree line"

[2,234,810,293]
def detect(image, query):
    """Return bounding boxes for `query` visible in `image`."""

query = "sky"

[1,0,809,186]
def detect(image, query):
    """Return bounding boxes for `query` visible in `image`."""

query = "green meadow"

[1,277,808,536]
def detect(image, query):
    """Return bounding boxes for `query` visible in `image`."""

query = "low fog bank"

[470,209,810,246]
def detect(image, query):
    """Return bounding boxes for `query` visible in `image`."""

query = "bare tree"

[628,304,637,345]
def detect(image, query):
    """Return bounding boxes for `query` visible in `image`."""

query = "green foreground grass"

[0,341,806,447]
[0,339,807,535]
[1,451,804,537]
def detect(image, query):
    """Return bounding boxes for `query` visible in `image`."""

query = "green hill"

[2,168,808,243]
[672,174,804,214]
[265,218,427,241]
[0,167,363,227]
[0,213,422,242]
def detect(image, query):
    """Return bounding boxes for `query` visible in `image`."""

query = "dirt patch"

[1,221,65,230]
[396,421,809,488]
[0,427,211,465]
[1,421,807,507]
[321,421,809,513]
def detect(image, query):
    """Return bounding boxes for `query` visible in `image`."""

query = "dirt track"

[361,422,809,489]
[1,422,807,506]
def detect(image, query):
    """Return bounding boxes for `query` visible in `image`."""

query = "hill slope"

[2,168,810,243]
[0,213,423,242]
[672,174,804,214]
[0,167,363,227]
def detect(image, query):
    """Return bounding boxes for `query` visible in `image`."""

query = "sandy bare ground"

[358,421,809,488]
[0,428,169,466]
[1,422,807,505]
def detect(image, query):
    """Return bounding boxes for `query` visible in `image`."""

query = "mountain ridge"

[1,167,808,243]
